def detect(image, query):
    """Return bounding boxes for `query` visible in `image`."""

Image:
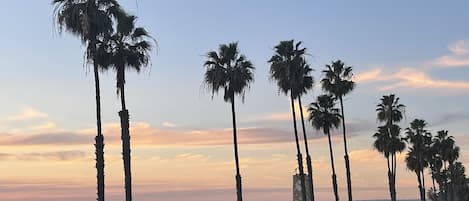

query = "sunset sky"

[1,1,469,201]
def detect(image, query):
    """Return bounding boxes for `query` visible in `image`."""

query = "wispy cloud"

[355,67,469,91]
[0,150,87,161]
[162,122,177,128]
[0,106,48,121]
[0,132,92,146]
[0,118,374,147]
[245,100,308,122]
[432,112,469,126]
[355,39,469,92]
[430,40,469,68]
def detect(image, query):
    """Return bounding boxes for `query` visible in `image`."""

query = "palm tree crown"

[204,42,254,102]
[373,124,406,158]
[268,40,307,98]
[53,0,125,62]
[406,119,431,146]
[293,56,314,97]
[376,94,405,125]
[321,60,355,98]
[308,95,341,134]
[103,14,154,95]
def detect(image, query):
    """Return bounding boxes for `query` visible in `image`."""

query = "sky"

[1,0,469,201]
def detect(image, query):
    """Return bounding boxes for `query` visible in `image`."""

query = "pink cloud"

[430,40,469,67]
[355,67,469,91]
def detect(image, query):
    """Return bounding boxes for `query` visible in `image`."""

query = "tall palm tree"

[308,95,341,201]
[447,161,466,201]
[204,42,254,201]
[373,123,406,200]
[269,40,308,201]
[445,142,460,201]
[427,135,443,196]
[405,119,431,201]
[405,147,427,201]
[296,57,316,201]
[433,130,453,201]
[101,14,154,201]
[431,130,465,201]
[52,1,124,201]
[375,94,406,201]
[321,60,355,201]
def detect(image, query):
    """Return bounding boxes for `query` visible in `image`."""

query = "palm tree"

[204,42,254,201]
[269,40,308,201]
[405,119,431,201]
[294,54,316,201]
[321,60,355,201]
[308,95,341,201]
[433,130,453,201]
[445,142,460,201]
[432,131,469,201]
[372,123,406,198]
[101,14,154,201]
[447,162,467,201]
[375,94,406,201]
[405,147,427,201]
[52,1,124,201]
[427,135,443,196]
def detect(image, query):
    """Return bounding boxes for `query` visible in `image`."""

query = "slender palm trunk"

[290,94,307,201]
[386,156,393,201]
[418,151,426,201]
[339,97,353,201]
[93,62,105,201]
[298,97,315,201]
[230,97,243,201]
[392,153,397,201]
[417,171,425,201]
[118,70,132,201]
[422,169,426,201]
[415,171,425,201]
[386,116,397,201]
[449,163,454,201]
[444,162,448,201]
[326,130,339,201]
[430,165,437,193]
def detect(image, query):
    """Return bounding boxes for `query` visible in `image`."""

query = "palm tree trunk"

[444,162,448,201]
[431,165,437,193]
[298,97,315,201]
[326,130,340,201]
[290,94,307,201]
[392,153,397,201]
[386,156,394,201]
[417,171,425,201]
[118,70,132,201]
[449,163,454,201]
[339,97,352,201]
[230,97,243,201]
[418,151,426,201]
[93,62,105,201]
[422,169,427,201]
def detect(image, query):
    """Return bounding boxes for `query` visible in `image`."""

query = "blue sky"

[1,1,469,201]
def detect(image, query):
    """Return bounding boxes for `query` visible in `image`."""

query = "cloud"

[0,106,48,121]
[432,112,469,126]
[0,150,87,161]
[1,118,376,147]
[354,68,383,83]
[245,100,310,122]
[162,122,176,128]
[430,40,469,68]
[0,123,293,146]
[355,67,469,91]
[0,132,92,146]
